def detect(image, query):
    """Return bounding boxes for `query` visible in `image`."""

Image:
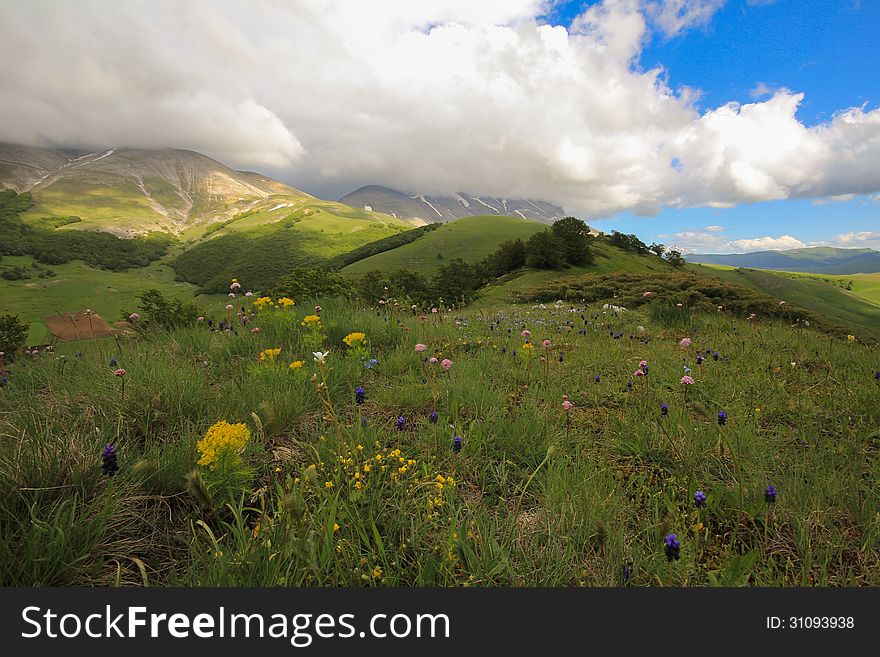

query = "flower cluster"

[102,444,119,477]
[259,348,282,362]
[301,315,322,327]
[343,332,366,348]
[197,421,251,469]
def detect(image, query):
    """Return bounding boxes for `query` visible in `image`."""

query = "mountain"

[339,185,565,224]
[0,143,319,235]
[686,246,880,275]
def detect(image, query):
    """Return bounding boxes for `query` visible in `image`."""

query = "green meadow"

[1,295,877,586]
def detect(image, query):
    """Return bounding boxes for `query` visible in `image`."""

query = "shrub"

[0,314,29,355]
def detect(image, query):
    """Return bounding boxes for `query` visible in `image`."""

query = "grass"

[1,294,877,586]
[0,255,197,344]
[689,264,880,339]
[341,215,547,276]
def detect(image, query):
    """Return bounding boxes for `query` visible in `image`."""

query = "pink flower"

[225,304,233,311]
[680,375,694,385]
[378,300,386,305]
[542,339,551,347]
[228,293,236,298]
[521,330,531,338]
[251,327,261,334]
[643,291,652,297]
[315,305,322,313]
[114,368,126,377]
[679,337,692,348]
[747,313,757,320]
[562,400,573,412]
[429,357,438,364]
[245,292,253,297]
[441,358,453,370]
[639,360,648,368]
[230,281,241,290]
[415,343,427,352]
[634,369,645,377]
[128,313,140,321]
[432,307,439,314]
[197,316,205,322]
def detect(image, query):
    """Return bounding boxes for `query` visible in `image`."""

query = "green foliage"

[130,289,202,331]
[0,314,29,354]
[273,268,351,301]
[551,216,595,266]
[665,249,686,268]
[525,230,565,269]
[606,230,649,254]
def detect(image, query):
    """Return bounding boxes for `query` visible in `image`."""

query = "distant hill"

[339,185,565,224]
[0,143,419,237]
[686,246,880,274]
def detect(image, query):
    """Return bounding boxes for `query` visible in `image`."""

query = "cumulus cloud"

[0,0,878,217]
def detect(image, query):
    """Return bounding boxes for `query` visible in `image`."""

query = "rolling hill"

[341,214,547,276]
[339,185,565,224]
[686,246,880,274]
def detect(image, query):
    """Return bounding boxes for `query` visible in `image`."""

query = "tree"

[665,249,686,268]
[551,216,594,266]
[525,230,565,269]
[0,314,28,356]
[649,242,666,257]
[387,268,430,303]
[274,268,349,301]
[432,258,478,304]
[357,271,387,303]
[485,238,526,277]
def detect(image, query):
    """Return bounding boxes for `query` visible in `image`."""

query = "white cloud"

[645,0,726,37]
[826,230,880,250]
[729,235,806,251]
[749,82,775,99]
[0,0,877,217]
[705,224,725,231]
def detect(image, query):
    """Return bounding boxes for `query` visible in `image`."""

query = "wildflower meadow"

[0,287,878,587]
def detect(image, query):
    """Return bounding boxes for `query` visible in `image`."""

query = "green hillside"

[341,215,546,276]
[689,263,880,337]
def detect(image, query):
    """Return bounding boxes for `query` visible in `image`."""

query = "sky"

[0,0,878,253]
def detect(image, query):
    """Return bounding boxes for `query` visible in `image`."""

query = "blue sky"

[548,0,880,251]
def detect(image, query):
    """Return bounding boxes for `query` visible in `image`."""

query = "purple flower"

[718,410,728,426]
[355,386,365,405]
[697,355,704,365]
[694,491,707,508]
[713,351,719,361]
[664,534,680,561]
[764,485,778,504]
[429,410,438,424]
[875,371,880,380]
[102,444,119,477]
[595,374,601,383]
[660,403,668,416]
[396,416,406,431]
[453,436,462,453]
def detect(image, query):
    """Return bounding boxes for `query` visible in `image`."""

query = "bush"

[129,289,203,331]
[0,314,29,355]
[273,268,352,301]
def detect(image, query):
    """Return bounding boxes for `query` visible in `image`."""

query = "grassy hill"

[341,215,547,276]
[689,263,880,338]
[686,246,880,274]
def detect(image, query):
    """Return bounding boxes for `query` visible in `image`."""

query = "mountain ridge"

[686,246,880,275]
[339,184,565,224]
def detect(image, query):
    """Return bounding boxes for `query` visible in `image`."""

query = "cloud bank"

[0,0,878,218]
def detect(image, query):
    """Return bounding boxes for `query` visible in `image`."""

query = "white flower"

[313,351,330,364]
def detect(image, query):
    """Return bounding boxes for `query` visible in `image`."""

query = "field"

[688,263,880,339]
[1,292,877,586]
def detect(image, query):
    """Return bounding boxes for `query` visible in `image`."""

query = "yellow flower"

[343,332,366,347]
[324,481,334,488]
[277,297,295,308]
[289,360,304,370]
[363,464,371,473]
[197,420,251,468]
[260,348,282,362]
[333,523,340,532]
[847,334,856,342]
[301,315,322,327]
[522,342,533,351]
[252,296,273,310]
[371,566,383,579]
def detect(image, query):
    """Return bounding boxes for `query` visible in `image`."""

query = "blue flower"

[660,403,668,416]
[764,485,778,504]
[664,534,680,561]
[595,374,601,383]
[713,351,720,361]
[429,411,438,424]
[718,410,728,426]
[355,386,365,405]
[453,436,463,453]
[102,444,119,477]
[396,416,406,431]
[694,491,707,508]
[109,356,117,368]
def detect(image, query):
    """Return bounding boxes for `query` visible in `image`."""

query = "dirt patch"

[44,311,130,341]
